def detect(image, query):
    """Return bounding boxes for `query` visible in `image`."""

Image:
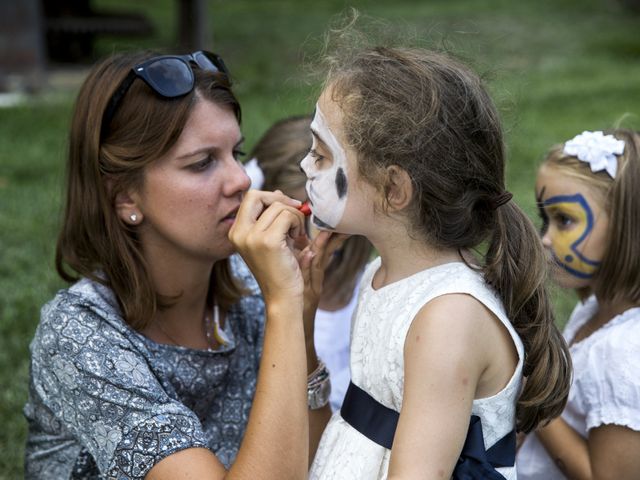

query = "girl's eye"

[233,149,246,161]
[309,148,325,164]
[190,155,216,172]
[554,212,574,228]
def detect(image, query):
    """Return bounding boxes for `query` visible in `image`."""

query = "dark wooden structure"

[0,0,211,93]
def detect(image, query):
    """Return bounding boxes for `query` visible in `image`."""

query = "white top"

[517,296,640,479]
[309,258,524,480]
[315,285,359,411]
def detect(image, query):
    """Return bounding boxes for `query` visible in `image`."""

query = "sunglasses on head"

[101,50,229,139]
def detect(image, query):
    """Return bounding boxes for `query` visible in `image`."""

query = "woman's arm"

[387,294,491,479]
[536,418,640,479]
[300,230,348,464]
[148,191,311,480]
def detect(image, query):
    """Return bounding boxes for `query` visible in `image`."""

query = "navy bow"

[452,415,515,480]
[340,382,515,479]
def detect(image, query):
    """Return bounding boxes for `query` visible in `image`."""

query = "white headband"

[563,130,625,179]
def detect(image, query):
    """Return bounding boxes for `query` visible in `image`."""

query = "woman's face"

[535,164,610,290]
[299,88,374,233]
[131,98,250,264]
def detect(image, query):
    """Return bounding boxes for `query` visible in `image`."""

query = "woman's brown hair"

[542,129,640,305]
[250,115,373,305]
[324,46,571,433]
[56,51,245,330]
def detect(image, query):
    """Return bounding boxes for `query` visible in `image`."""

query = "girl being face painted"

[300,102,350,231]
[535,164,610,290]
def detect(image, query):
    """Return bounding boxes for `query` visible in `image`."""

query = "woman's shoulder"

[34,277,135,355]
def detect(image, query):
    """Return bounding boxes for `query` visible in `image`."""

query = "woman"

[23,50,340,479]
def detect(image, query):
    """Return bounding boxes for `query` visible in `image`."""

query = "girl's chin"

[552,267,591,291]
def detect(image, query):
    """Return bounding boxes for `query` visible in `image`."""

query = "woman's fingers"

[230,190,302,247]
[230,193,312,303]
[231,190,301,237]
[251,203,306,240]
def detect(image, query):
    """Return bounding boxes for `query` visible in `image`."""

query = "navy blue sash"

[340,381,515,479]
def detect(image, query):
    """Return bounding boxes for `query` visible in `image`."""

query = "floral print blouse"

[24,256,264,479]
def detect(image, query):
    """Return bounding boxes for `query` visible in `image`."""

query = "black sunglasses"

[101,51,229,139]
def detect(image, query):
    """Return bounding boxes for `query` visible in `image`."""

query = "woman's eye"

[190,155,215,172]
[233,149,246,161]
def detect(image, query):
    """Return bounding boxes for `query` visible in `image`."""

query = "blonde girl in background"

[302,44,571,479]
[517,129,640,479]
[245,115,373,412]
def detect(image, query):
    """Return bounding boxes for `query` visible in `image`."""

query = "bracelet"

[307,360,331,410]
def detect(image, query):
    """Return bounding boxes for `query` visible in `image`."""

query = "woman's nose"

[226,158,252,194]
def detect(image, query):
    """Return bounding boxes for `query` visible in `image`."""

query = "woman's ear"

[107,178,143,226]
[385,165,413,211]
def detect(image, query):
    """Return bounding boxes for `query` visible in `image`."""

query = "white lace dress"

[309,258,524,480]
[516,296,640,479]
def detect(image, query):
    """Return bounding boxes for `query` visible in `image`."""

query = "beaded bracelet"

[307,360,331,410]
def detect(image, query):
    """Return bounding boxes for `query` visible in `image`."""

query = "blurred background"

[1,0,639,476]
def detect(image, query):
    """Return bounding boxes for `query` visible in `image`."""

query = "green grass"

[2,0,640,476]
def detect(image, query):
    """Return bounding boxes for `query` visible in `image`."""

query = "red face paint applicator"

[298,202,312,216]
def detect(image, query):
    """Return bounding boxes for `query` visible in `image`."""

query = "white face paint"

[299,105,349,230]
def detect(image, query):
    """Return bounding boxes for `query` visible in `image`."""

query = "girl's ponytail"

[484,202,572,433]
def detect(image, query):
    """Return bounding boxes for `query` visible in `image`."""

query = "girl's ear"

[385,165,413,211]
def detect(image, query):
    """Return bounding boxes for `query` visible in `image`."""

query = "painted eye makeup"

[540,192,601,279]
[302,105,350,231]
[553,211,575,229]
[309,148,326,163]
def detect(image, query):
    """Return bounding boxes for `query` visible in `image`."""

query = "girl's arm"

[536,418,640,479]
[387,294,492,479]
[148,191,310,480]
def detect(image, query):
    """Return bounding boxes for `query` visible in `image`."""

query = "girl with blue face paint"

[517,129,640,479]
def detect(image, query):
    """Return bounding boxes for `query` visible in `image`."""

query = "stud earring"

[130,213,138,223]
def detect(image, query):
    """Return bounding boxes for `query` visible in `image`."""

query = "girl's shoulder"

[571,305,640,431]
[360,258,490,294]
[567,297,640,351]
[586,306,640,359]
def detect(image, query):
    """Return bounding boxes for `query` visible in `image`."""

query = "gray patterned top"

[24,256,265,479]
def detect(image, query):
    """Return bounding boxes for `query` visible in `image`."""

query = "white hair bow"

[563,130,625,178]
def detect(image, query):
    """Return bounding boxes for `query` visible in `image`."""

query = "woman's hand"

[229,190,306,304]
